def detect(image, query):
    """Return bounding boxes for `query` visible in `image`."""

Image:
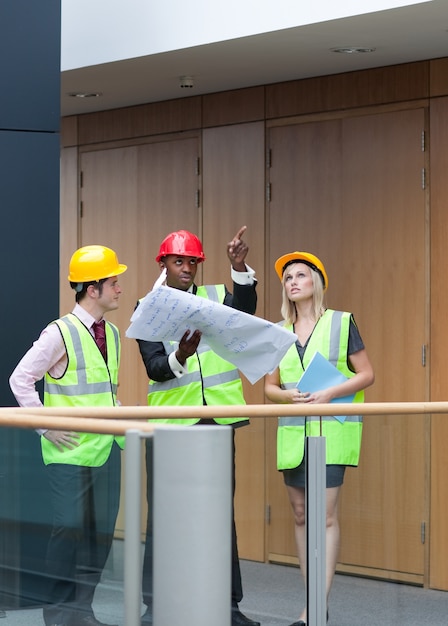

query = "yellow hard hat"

[274,251,328,290]
[68,245,127,283]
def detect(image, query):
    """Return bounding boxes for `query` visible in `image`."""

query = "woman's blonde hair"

[280,262,325,325]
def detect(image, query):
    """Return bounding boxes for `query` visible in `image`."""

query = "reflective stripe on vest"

[277,309,363,469]
[147,284,247,425]
[42,313,121,466]
[150,366,241,391]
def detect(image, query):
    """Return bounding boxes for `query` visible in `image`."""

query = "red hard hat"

[156,230,206,263]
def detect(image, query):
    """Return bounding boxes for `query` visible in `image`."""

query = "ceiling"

[61,0,448,117]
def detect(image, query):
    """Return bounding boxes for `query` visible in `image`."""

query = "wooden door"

[202,122,266,561]
[337,109,427,583]
[266,107,428,582]
[79,135,201,406]
[266,118,343,563]
[78,135,201,536]
[79,145,142,405]
[429,96,448,590]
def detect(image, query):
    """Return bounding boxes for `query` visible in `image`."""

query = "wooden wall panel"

[202,122,266,311]
[202,122,266,561]
[429,96,448,590]
[266,61,428,120]
[202,86,265,127]
[78,96,202,145]
[60,116,78,148]
[134,134,203,301]
[429,58,448,97]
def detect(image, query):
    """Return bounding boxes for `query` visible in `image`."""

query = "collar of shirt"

[72,303,103,335]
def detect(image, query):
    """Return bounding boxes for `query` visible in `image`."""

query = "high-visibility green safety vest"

[43,313,122,466]
[148,284,247,426]
[277,309,364,470]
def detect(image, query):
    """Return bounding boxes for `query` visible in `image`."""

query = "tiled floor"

[2,543,448,625]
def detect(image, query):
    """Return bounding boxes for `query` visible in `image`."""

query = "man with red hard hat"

[137,226,260,626]
[10,245,127,626]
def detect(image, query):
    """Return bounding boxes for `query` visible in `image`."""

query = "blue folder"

[296,351,355,423]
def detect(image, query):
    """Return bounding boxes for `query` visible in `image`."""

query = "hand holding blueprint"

[126,285,297,384]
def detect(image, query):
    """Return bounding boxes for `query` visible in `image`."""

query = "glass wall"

[2,418,448,626]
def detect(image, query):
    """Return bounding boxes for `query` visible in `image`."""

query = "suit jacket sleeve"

[134,299,173,382]
[223,280,257,314]
[137,337,173,382]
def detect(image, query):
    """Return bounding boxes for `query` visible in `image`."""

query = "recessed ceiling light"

[331,47,376,54]
[67,92,102,98]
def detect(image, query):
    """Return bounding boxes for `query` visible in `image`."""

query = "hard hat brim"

[274,251,328,289]
[67,263,127,282]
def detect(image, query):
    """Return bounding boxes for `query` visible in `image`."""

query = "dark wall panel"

[0,0,60,131]
[0,130,60,399]
[0,130,60,610]
[0,0,61,609]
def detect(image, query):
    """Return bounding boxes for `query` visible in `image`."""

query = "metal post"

[306,435,326,626]
[153,425,232,626]
[124,429,145,626]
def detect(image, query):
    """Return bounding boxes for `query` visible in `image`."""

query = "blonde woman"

[265,251,374,626]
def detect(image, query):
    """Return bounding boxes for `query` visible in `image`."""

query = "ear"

[86,283,99,298]
[159,261,166,270]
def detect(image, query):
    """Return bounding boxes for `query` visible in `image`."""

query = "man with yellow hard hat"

[10,245,127,626]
